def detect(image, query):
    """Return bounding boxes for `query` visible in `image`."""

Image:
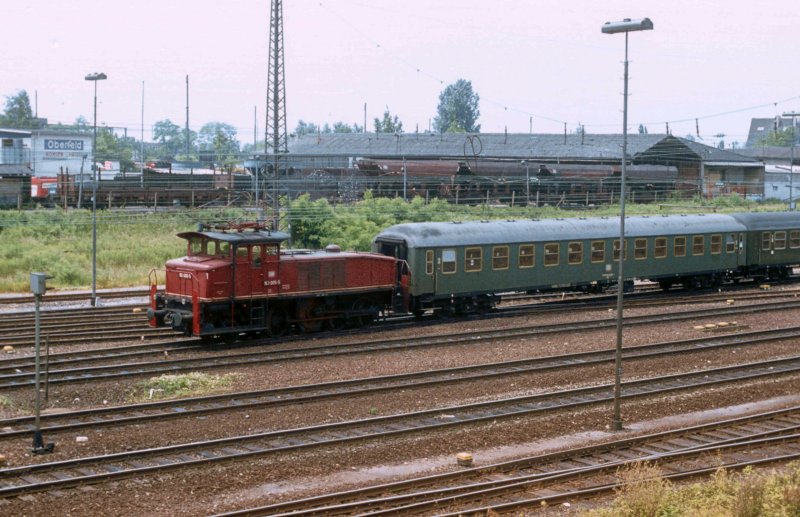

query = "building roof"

[0,128,31,139]
[284,132,759,166]
[0,163,33,176]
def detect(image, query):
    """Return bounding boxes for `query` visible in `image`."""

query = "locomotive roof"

[375,214,746,247]
[177,230,291,244]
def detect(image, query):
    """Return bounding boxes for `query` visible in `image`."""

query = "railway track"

[219,406,800,516]
[1,299,798,390]
[2,355,799,499]
[0,287,153,306]
[1,325,799,439]
[0,305,181,347]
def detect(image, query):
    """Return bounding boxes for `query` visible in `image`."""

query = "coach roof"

[375,214,746,248]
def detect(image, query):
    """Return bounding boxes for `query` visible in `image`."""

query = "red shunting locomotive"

[148,222,410,338]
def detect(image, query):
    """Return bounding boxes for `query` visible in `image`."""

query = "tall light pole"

[601,17,653,431]
[782,111,799,210]
[522,160,530,205]
[85,72,107,307]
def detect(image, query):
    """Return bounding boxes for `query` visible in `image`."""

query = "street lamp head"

[601,18,653,34]
[85,72,107,81]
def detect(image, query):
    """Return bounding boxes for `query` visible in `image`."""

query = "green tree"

[152,119,196,159]
[1,90,36,128]
[95,128,134,171]
[374,109,403,133]
[433,79,480,133]
[294,120,321,135]
[198,122,240,169]
[759,128,796,147]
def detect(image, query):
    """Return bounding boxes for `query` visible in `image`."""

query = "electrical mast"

[265,0,288,211]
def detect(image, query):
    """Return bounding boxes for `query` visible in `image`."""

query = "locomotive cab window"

[634,238,647,260]
[568,242,583,265]
[492,246,509,270]
[654,237,667,259]
[544,243,559,267]
[790,230,800,249]
[591,241,605,263]
[442,249,456,274]
[692,236,704,256]
[236,245,249,259]
[465,247,482,272]
[251,245,262,266]
[265,244,278,256]
[674,236,686,257]
[774,231,787,250]
[710,234,722,255]
[188,237,204,256]
[519,244,535,268]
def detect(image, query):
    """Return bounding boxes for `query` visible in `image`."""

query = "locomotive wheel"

[266,308,288,337]
[351,297,375,327]
[297,300,323,333]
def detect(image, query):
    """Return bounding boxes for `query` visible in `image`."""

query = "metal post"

[602,17,653,432]
[523,160,530,204]
[612,32,630,432]
[31,272,54,454]
[85,72,106,307]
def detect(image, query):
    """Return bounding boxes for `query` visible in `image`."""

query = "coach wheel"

[297,300,323,333]
[658,280,673,292]
[266,308,288,337]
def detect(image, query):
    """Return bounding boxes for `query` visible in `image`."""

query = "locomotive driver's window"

[218,241,230,257]
[188,237,203,256]
[236,246,249,259]
[251,245,262,266]
[265,244,278,256]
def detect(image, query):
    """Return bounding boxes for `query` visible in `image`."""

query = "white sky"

[2,0,797,147]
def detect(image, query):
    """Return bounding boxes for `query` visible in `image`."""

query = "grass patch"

[0,395,14,410]
[583,462,800,516]
[131,372,241,401]
[0,197,787,292]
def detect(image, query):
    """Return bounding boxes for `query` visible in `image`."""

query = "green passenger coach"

[373,214,751,316]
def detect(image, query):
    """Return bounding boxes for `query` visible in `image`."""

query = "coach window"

[761,232,772,251]
[568,242,583,265]
[492,246,509,270]
[591,241,605,263]
[613,239,627,261]
[710,234,723,255]
[674,236,686,257]
[442,249,457,274]
[726,234,737,253]
[692,235,705,256]
[251,245,262,266]
[544,243,559,267]
[519,244,535,268]
[654,237,667,259]
[634,238,647,260]
[426,250,434,275]
[465,247,482,272]
[774,231,787,250]
[790,230,800,249]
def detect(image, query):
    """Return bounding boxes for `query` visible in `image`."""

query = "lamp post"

[522,160,530,205]
[85,72,107,307]
[601,17,653,431]
[782,111,799,210]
